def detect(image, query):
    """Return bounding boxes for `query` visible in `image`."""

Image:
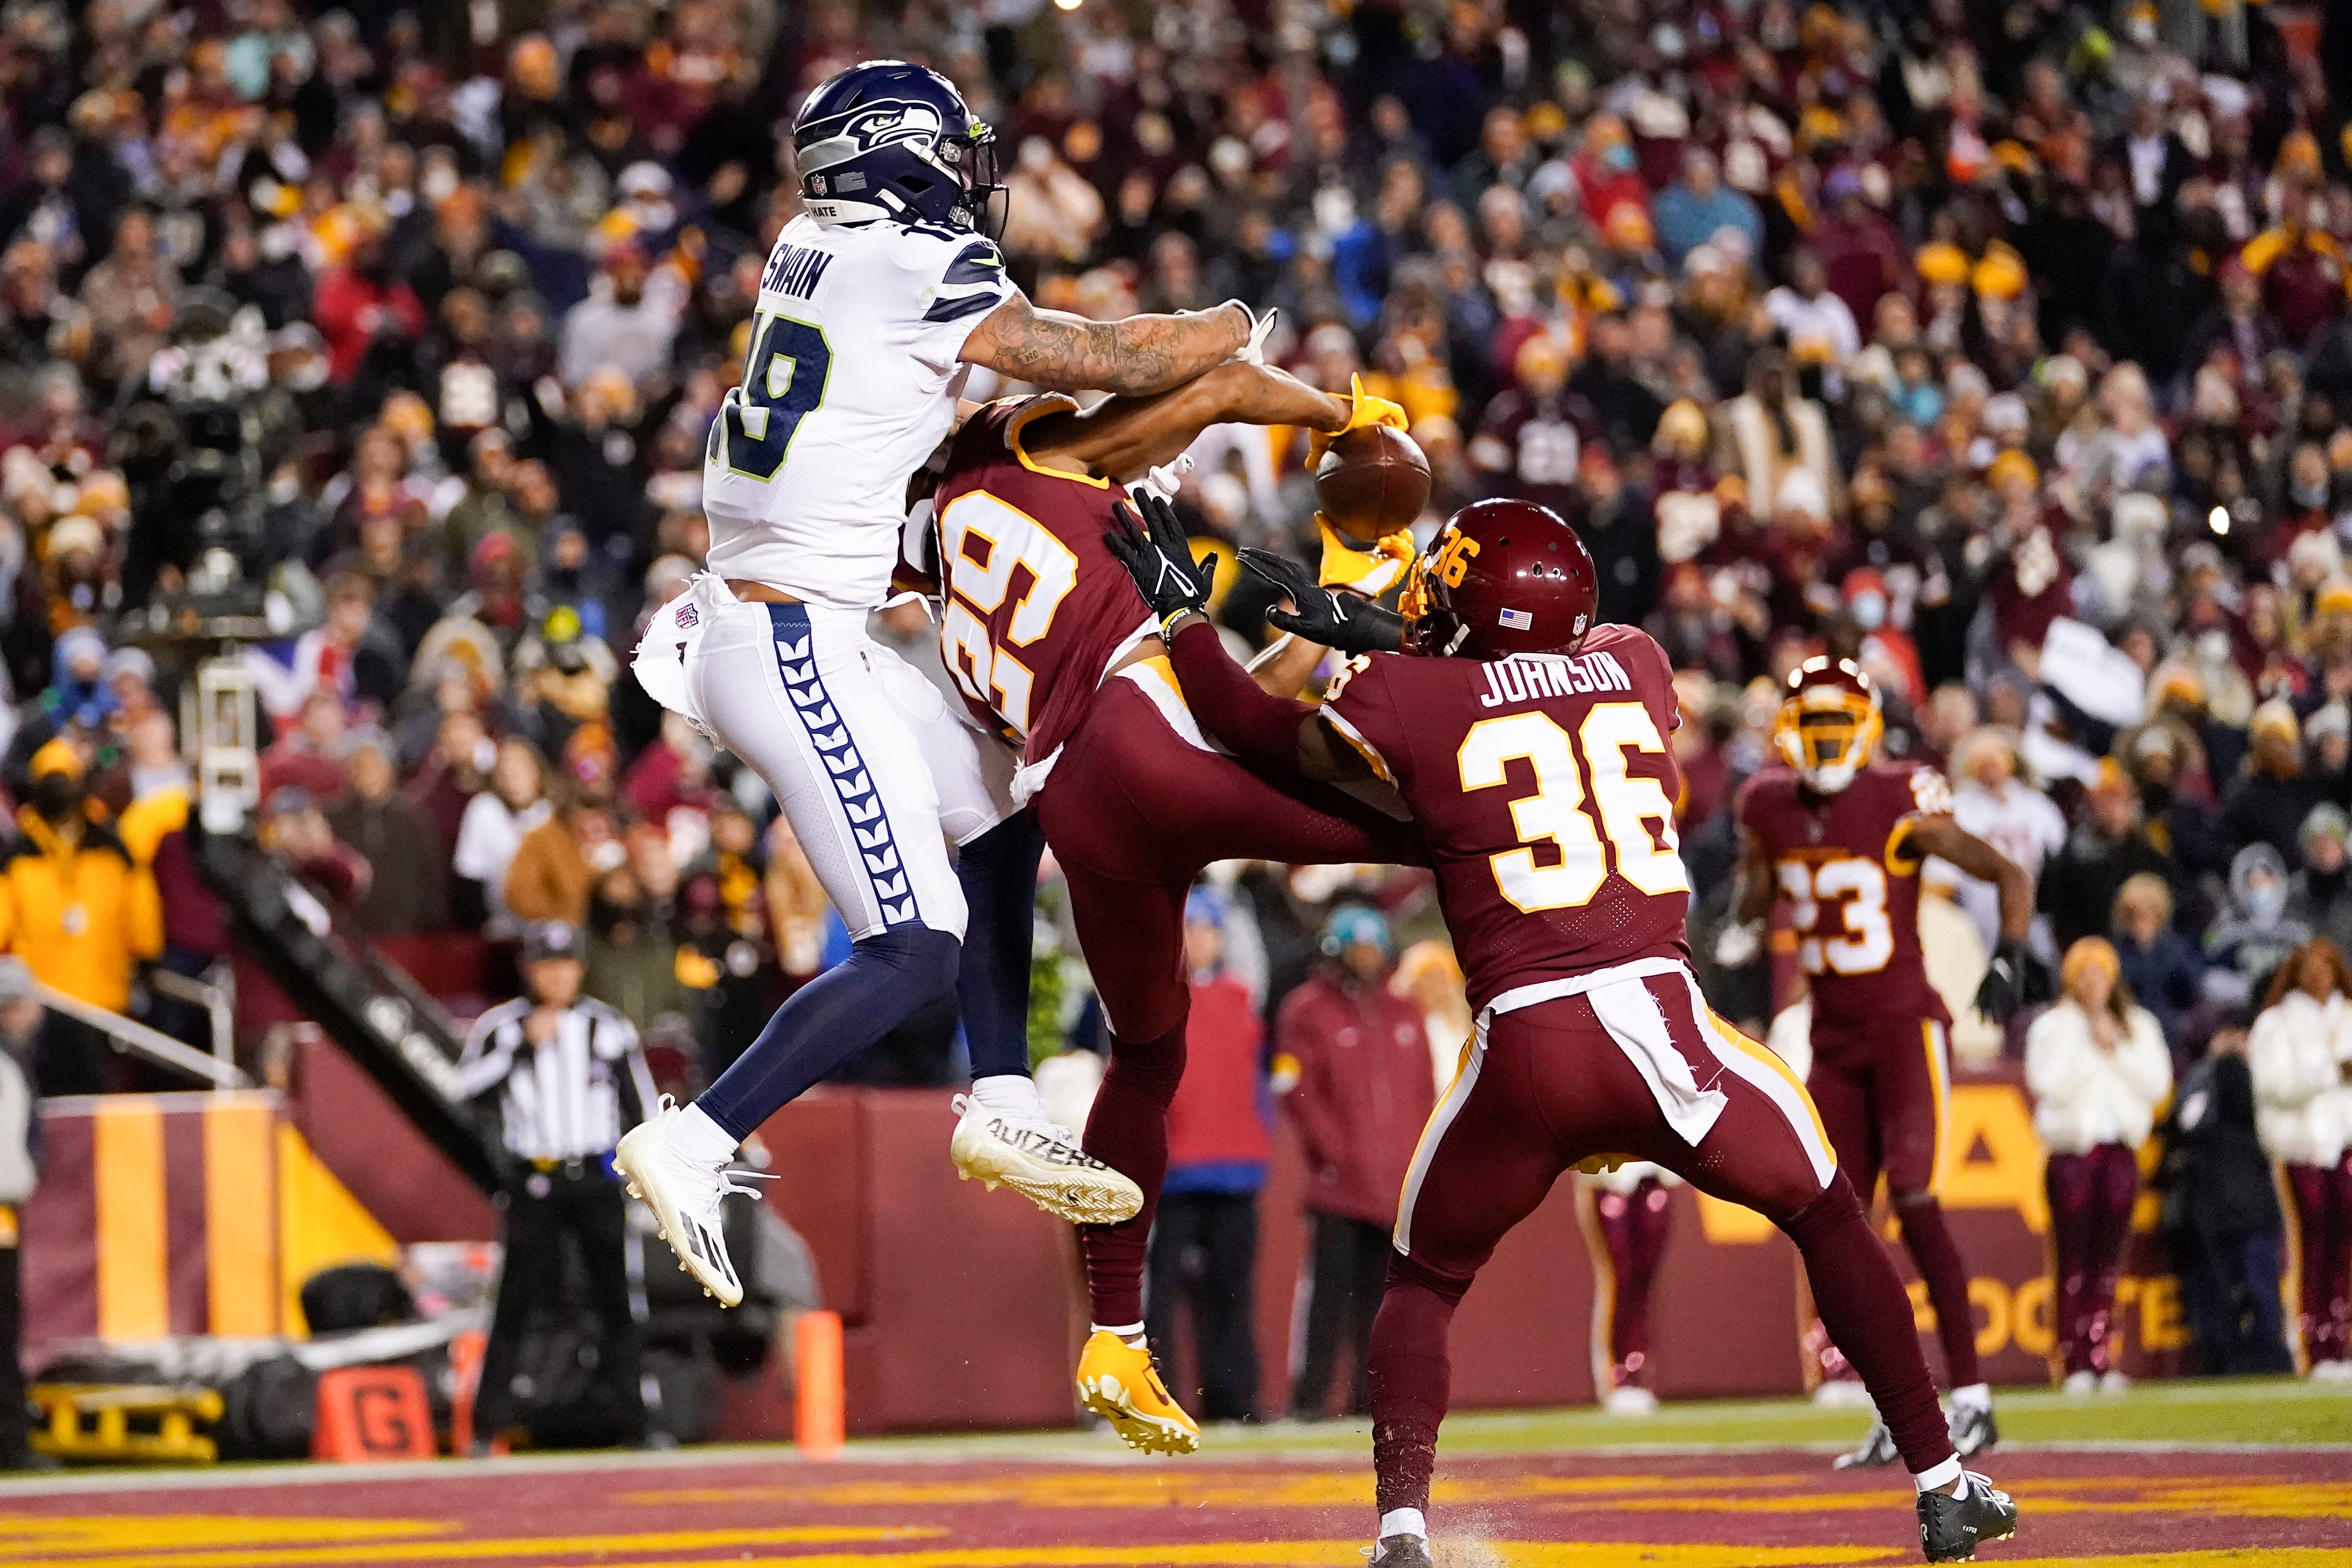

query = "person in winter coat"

[2112,873,2210,1064]
[1275,904,1435,1419]
[2205,843,2312,1015]
[2037,761,2175,954]
[2158,1027,2293,1376]
[2221,701,2319,866]
[2025,938,2173,1392]
[2248,939,2352,1379]
[1144,888,1271,1424]
[2291,805,2352,960]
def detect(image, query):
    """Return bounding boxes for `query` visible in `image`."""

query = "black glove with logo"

[1238,549,1405,656]
[1974,937,2036,1025]
[1105,489,1214,628]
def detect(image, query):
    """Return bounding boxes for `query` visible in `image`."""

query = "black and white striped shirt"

[457,996,657,1163]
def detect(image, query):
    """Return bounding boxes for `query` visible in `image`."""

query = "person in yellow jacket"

[0,739,161,1093]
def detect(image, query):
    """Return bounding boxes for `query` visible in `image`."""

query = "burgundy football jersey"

[931,397,1156,762]
[1324,623,1690,1011]
[1734,761,1954,1040]
[1469,389,1602,518]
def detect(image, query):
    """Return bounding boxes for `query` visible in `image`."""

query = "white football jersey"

[704,213,1014,610]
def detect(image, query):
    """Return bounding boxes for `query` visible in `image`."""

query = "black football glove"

[1105,488,1214,628]
[1238,548,1406,656]
[1974,937,2035,1025]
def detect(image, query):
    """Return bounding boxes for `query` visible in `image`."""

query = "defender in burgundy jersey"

[1111,494,2016,1566]
[927,361,1428,1455]
[1727,657,2035,1470]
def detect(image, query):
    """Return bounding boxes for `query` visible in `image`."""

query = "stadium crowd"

[0,0,2342,1420]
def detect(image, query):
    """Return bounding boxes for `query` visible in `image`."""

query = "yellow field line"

[0,1523,937,1568]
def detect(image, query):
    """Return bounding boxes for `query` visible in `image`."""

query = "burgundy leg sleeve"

[2046,1152,2095,1376]
[1895,1191,1982,1388]
[1784,1173,1956,1476]
[1079,1014,1188,1328]
[1369,1250,1470,1518]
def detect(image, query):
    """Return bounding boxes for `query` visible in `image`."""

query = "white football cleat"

[1602,1384,1660,1417]
[950,1094,1143,1224]
[2061,1370,2098,1397]
[615,1096,769,1308]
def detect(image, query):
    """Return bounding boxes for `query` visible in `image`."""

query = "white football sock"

[1914,1456,1962,1493]
[1949,1382,1991,1412]
[671,1102,741,1165]
[1092,1321,1146,1347]
[970,1074,1048,1119]
[1380,1508,1428,1541]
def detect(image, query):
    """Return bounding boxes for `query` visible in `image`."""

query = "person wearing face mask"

[2205,842,2313,1015]
[504,785,624,931]
[0,739,161,1095]
[1569,114,1648,234]
[1842,567,1922,707]
[2291,805,2352,962]
[2248,939,2352,1379]
[2221,700,2319,866]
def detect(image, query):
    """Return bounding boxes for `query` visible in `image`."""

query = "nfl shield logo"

[1498,607,1533,629]
[675,603,699,628]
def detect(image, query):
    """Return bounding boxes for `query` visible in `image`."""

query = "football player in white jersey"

[619,60,1256,1304]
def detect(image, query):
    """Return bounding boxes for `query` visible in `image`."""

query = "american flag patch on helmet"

[1498,607,1532,629]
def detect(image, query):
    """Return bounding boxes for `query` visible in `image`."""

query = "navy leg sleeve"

[697,925,960,1140]
[954,808,1044,1081]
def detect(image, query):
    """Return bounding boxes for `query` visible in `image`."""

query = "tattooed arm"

[958,291,1250,396]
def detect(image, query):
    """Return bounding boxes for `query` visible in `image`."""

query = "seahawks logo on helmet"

[839,99,946,158]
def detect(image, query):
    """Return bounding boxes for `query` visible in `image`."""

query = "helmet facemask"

[1776,693,1881,793]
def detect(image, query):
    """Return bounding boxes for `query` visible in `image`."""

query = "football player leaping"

[1722,659,2036,1467]
[1109,494,2019,1565]
[620,60,1261,1304]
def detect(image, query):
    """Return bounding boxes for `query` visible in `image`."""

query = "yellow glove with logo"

[1315,514,1417,597]
[1305,373,1409,469]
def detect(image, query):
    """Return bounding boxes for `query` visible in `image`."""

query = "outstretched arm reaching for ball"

[1016,360,1351,482]
[1105,493,1382,790]
[958,291,1255,398]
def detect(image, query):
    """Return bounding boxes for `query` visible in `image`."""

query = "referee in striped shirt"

[459,920,657,1448]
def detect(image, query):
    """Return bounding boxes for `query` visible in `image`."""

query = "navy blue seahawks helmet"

[793,61,1004,238]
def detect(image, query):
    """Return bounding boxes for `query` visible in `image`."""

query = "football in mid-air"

[1314,425,1432,542]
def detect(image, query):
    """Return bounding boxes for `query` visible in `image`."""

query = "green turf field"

[855,1376,2352,1461]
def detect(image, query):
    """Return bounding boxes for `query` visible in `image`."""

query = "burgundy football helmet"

[1400,498,1599,659]
[1774,656,1884,793]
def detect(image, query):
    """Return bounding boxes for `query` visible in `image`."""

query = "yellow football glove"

[1305,373,1409,469]
[1573,1153,1629,1177]
[1315,514,1417,598]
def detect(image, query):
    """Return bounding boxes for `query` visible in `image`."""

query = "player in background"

[922,358,1427,1453]
[1107,493,2018,1565]
[620,59,1257,1305]
[1718,660,2035,1466]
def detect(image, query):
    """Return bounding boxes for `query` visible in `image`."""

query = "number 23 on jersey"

[1457,703,1687,911]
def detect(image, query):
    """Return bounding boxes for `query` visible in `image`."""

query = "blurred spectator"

[0,740,160,1094]
[504,790,619,930]
[2112,874,2210,1064]
[259,787,368,909]
[2293,807,2352,958]
[1144,889,1268,1425]
[557,243,684,391]
[2205,844,2312,1012]
[0,957,37,1470]
[2040,762,2173,953]
[1391,942,1471,1095]
[455,738,553,934]
[1276,904,1433,1419]
[259,689,352,804]
[2160,1025,2293,1377]
[2248,940,2352,1380]
[2026,938,2172,1394]
[1947,733,2066,955]
[326,729,448,938]
[583,865,694,1032]
[2222,702,2317,864]
[1650,148,1759,271]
